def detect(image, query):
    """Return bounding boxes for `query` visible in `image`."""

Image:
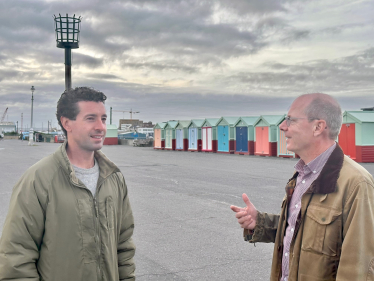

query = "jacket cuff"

[243,211,265,243]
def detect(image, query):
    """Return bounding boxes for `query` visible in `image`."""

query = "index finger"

[230,205,243,213]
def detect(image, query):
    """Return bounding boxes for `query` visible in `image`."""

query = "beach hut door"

[278,128,294,156]
[338,123,356,159]
[236,127,248,152]
[176,129,183,149]
[189,128,197,149]
[155,129,161,148]
[166,129,171,148]
[202,128,207,150]
[218,126,229,152]
[207,128,212,150]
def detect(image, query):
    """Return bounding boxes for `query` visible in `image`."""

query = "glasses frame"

[284,116,320,127]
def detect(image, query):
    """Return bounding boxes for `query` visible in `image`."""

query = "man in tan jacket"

[231,93,374,280]
[0,87,135,280]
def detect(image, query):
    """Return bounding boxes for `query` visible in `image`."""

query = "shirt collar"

[294,143,337,176]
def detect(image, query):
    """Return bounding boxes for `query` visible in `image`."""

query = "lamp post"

[28,86,35,146]
[54,14,81,90]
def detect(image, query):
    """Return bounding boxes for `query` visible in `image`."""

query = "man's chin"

[90,141,104,151]
[286,145,296,154]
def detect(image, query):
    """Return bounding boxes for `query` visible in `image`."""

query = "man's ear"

[313,120,327,137]
[60,116,73,133]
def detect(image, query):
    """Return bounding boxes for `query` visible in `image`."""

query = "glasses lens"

[286,117,291,127]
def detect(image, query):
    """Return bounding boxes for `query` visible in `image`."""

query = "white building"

[0,122,16,133]
[136,127,154,135]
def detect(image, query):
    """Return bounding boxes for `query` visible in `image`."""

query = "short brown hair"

[56,87,107,136]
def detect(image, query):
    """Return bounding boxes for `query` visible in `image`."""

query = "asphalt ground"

[1,140,374,280]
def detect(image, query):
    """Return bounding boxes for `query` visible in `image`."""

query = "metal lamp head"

[54,13,81,49]
[31,86,35,92]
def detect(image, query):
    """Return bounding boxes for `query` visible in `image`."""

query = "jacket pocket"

[105,197,115,230]
[77,199,96,263]
[302,205,342,256]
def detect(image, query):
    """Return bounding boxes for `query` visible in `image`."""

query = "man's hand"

[230,193,257,230]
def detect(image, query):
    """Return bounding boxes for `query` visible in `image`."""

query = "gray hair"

[302,94,342,140]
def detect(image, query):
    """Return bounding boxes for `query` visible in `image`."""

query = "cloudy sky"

[1,0,373,130]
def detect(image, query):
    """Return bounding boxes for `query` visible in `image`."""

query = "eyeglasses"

[284,116,319,127]
[284,116,307,127]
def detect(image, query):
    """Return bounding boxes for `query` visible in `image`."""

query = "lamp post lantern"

[54,14,81,91]
[28,85,35,146]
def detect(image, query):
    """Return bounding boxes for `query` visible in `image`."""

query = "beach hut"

[201,118,220,152]
[154,122,167,150]
[217,117,240,154]
[234,117,259,155]
[254,115,284,157]
[338,111,374,162]
[276,116,296,158]
[175,120,191,151]
[164,121,178,150]
[103,124,118,145]
[188,119,205,152]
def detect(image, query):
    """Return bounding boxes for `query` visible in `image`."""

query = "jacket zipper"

[94,180,105,280]
[70,178,104,280]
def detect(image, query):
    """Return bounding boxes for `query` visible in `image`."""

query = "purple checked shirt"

[280,143,336,281]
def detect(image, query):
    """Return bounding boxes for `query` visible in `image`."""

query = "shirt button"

[302,180,305,183]
[295,204,298,208]
[284,278,287,281]
[291,228,294,232]
[285,252,289,257]
[313,171,316,173]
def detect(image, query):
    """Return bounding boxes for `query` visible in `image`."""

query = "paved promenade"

[1,140,373,280]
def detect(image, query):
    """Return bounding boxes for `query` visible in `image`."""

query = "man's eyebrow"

[84,114,98,118]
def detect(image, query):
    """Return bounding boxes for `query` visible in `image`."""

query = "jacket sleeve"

[0,174,46,280]
[117,174,136,281]
[336,179,374,280]
[244,211,280,243]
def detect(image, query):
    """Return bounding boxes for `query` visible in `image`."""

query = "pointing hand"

[230,193,257,230]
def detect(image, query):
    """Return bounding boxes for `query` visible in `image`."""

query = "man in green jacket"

[231,93,374,280]
[0,87,136,280]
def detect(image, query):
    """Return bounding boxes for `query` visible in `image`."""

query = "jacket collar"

[309,143,344,194]
[285,143,344,196]
[55,141,121,185]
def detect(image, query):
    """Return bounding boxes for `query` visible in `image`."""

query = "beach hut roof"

[154,122,167,129]
[190,119,205,127]
[165,120,179,129]
[176,120,191,128]
[234,116,260,126]
[202,118,220,127]
[218,116,240,126]
[255,115,285,126]
[345,111,374,123]
[106,124,118,130]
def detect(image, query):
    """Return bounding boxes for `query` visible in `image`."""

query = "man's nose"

[279,120,287,131]
[95,119,106,131]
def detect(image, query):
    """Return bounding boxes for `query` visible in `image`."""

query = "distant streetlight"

[28,86,35,146]
[54,14,81,90]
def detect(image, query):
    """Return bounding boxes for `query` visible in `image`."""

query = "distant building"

[0,122,16,133]
[136,127,154,137]
[118,119,154,130]
[143,121,154,128]
[361,107,374,111]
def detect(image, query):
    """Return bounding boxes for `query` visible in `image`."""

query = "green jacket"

[245,145,374,280]
[0,142,135,280]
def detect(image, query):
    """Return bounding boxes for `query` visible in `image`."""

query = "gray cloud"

[221,47,374,96]
[0,0,373,129]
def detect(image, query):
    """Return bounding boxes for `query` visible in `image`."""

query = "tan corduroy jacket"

[0,142,135,280]
[245,145,374,280]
